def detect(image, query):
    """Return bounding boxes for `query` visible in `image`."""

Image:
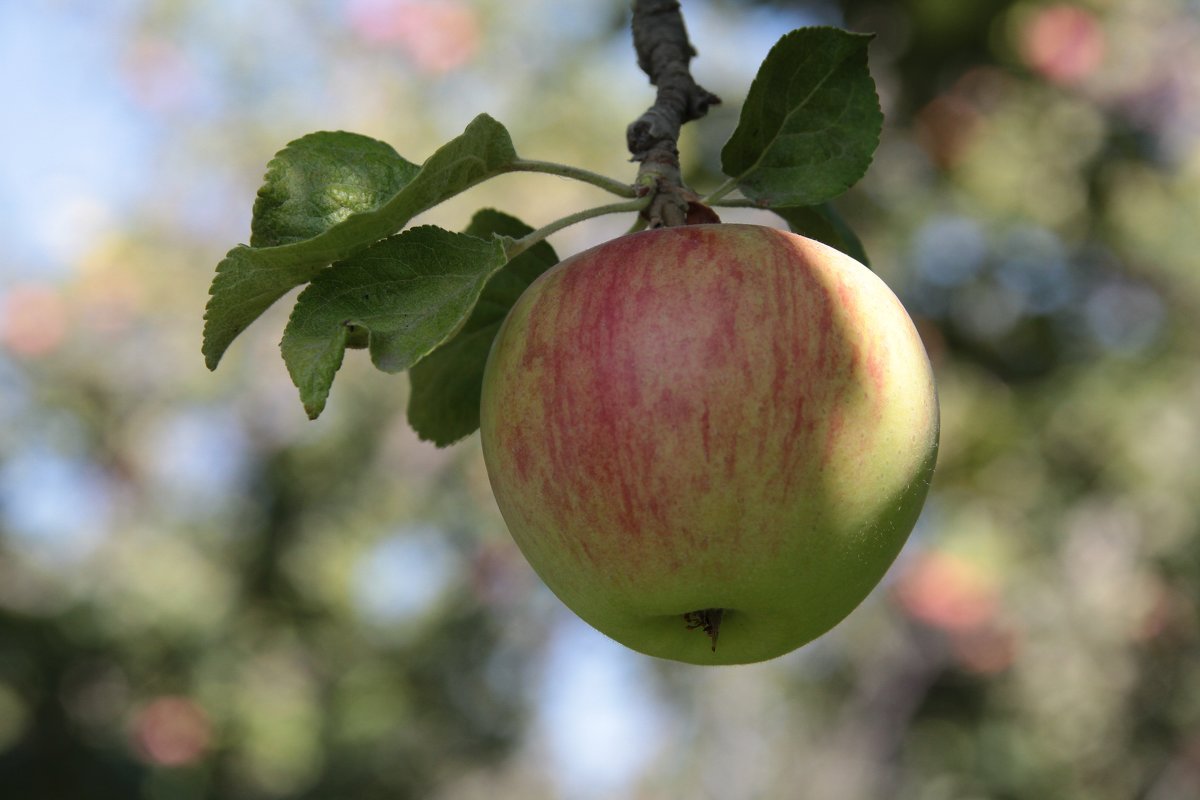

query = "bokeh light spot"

[0,682,30,753]
[911,215,988,287]
[1019,4,1105,85]
[133,696,213,767]
[353,525,460,626]
[1085,281,1165,354]
[0,445,113,566]
[894,551,1000,633]
[0,283,68,357]
[344,0,481,73]
[536,616,671,799]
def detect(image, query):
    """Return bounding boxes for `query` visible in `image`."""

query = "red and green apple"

[480,223,938,665]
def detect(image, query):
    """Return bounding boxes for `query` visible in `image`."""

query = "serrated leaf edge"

[202,114,517,371]
[280,227,509,420]
[721,27,881,206]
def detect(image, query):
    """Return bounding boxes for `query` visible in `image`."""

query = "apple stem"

[683,608,724,652]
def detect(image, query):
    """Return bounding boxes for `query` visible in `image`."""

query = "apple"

[479,223,938,664]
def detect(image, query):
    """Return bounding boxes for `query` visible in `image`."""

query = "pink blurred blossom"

[344,0,481,73]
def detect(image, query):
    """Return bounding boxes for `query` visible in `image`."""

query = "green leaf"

[408,210,559,446]
[202,114,518,370]
[250,131,420,248]
[280,226,508,420]
[720,27,882,207]
[773,203,870,267]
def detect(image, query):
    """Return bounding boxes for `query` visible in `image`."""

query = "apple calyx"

[683,608,725,652]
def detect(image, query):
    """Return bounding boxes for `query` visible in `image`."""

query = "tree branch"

[627,0,721,228]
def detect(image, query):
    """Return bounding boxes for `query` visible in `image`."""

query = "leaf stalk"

[505,197,651,260]
[507,159,637,197]
[702,178,740,204]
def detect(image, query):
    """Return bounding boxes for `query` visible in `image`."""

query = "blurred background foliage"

[1,0,1198,798]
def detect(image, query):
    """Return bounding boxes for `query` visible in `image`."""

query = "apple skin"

[479,224,938,665]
